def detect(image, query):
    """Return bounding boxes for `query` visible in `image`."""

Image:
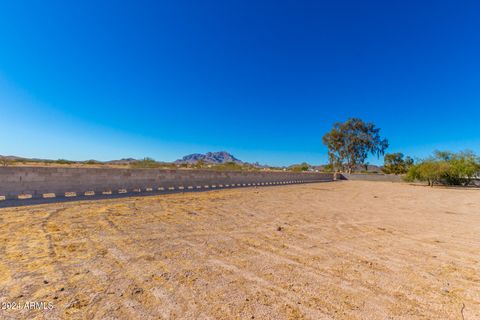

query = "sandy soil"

[0,181,479,319]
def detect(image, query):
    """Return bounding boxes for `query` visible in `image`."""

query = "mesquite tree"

[383,153,414,174]
[322,118,388,173]
[0,156,12,167]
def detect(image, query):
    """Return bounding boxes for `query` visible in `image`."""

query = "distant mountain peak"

[175,151,242,164]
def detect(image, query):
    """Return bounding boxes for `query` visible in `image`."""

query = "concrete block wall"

[338,173,403,182]
[0,167,334,200]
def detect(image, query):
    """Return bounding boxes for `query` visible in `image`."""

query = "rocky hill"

[175,151,243,164]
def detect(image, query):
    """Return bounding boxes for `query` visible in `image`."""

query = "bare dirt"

[0,181,479,319]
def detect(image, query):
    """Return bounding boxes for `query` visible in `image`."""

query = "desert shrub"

[194,160,207,169]
[85,160,101,165]
[290,163,309,172]
[405,150,479,186]
[214,162,243,171]
[130,157,160,168]
[322,164,334,172]
[55,159,75,165]
[210,162,259,171]
[13,159,27,164]
[405,160,449,186]
[0,156,12,167]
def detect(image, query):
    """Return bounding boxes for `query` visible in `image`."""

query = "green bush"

[290,163,310,172]
[322,164,334,173]
[444,151,479,186]
[405,150,479,186]
[404,160,449,186]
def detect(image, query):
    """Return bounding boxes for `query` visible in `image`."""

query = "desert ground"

[0,181,479,319]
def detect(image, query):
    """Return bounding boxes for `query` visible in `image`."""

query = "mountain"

[0,155,25,161]
[105,158,138,165]
[175,151,243,164]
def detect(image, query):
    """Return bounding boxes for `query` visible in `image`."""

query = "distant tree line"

[321,118,480,187]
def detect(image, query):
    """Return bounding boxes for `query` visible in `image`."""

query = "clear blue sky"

[1,1,479,166]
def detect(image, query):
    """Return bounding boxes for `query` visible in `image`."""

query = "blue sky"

[0,1,479,166]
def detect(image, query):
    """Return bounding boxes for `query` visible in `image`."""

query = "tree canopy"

[290,162,310,172]
[322,118,388,173]
[383,153,413,175]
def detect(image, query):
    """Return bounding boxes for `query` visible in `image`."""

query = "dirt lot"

[0,181,479,319]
